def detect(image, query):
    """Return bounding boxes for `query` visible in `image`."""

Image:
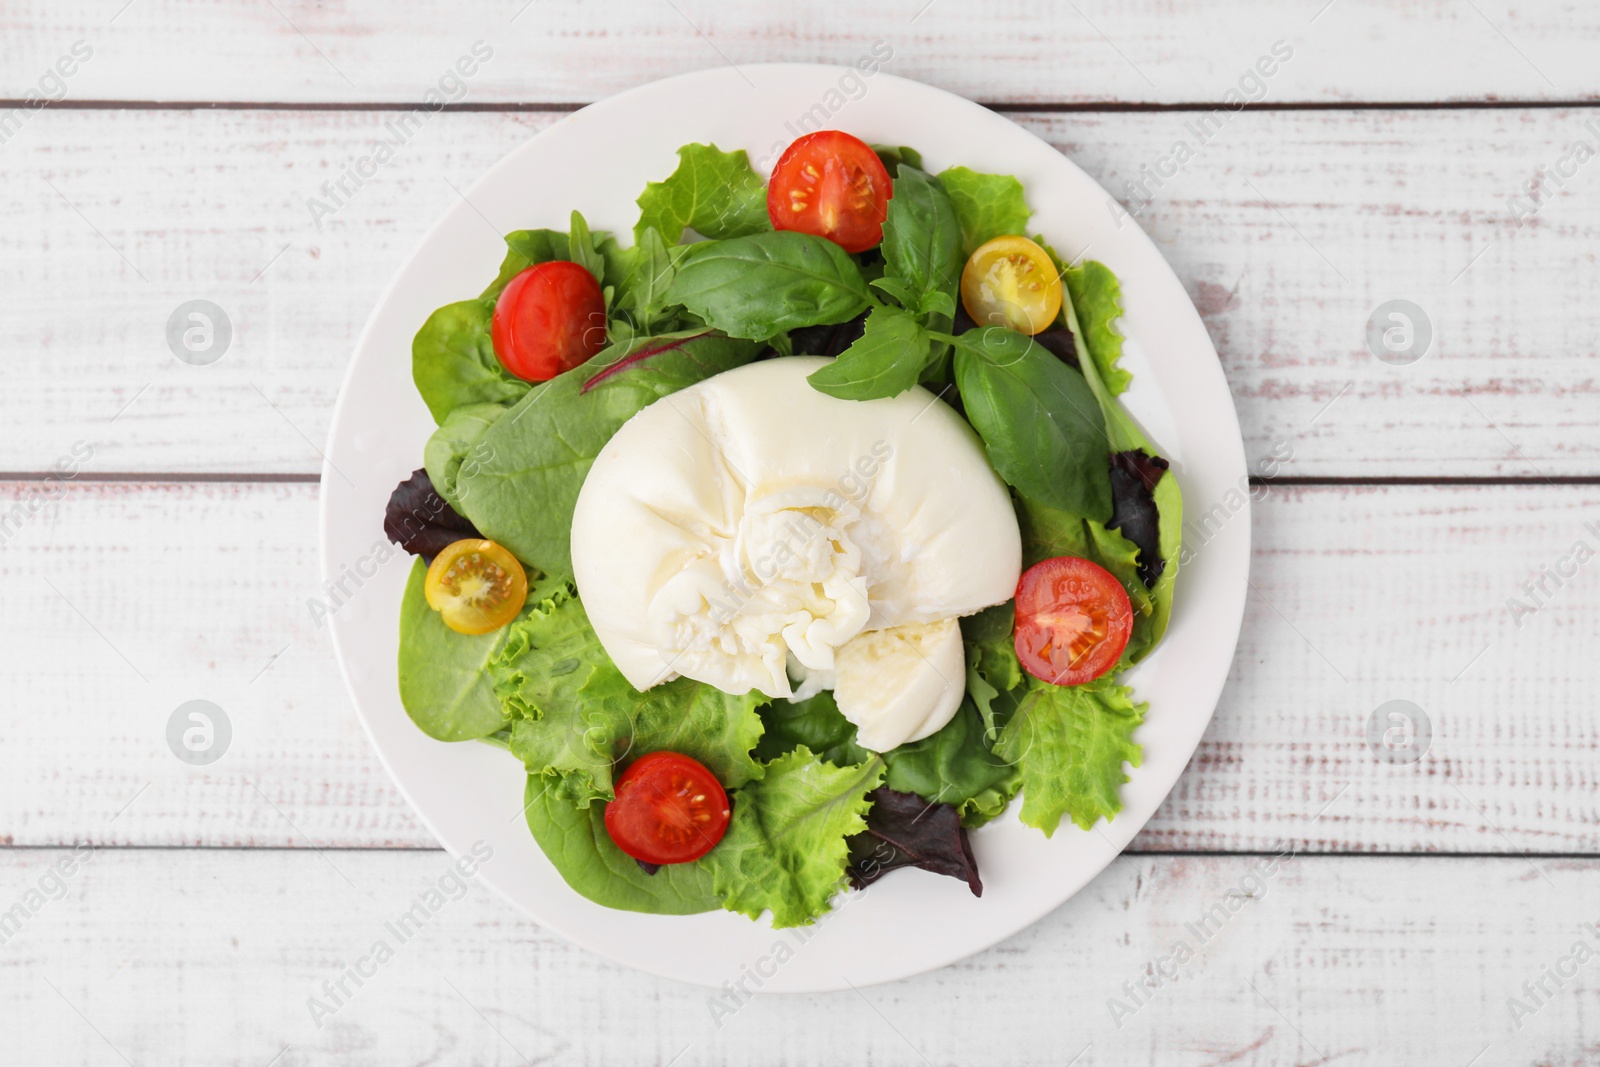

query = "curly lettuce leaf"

[494,589,765,804]
[1062,259,1133,397]
[708,748,883,927]
[756,690,871,769]
[635,143,772,245]
[996,678,1145,836]
[937,166,1032,255]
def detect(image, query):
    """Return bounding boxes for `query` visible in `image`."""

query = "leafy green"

[950,326,1112,520]
[411,299,529,424]
[609,226,680,334]
[881,702,1020,827]
[422,402,506,511]
[708,748,883,927]
[494,587,765,804]
[756,690,871,768]
[881,166,963,314]
[872,144,924,176]
[805,304,930,400]
[938,166,1032,255]
[396,557,520,741]
[453,331,760,579]
[667,231,873,341]
[483,228,570,298]
[635,143,772,245]
[996,678,1145,835]
[567,210,607,283]
[522,775,721,914]
[1063,260,1133,396]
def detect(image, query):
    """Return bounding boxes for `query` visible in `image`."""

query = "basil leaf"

[635,143,771,244]
[882,166,963,311]
[938,166,1032,256]
[411,298,528,424]
[806,305,930,400]
[951,327,1113,520]
[667,231,872,340]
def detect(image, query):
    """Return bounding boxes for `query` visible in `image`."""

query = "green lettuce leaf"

[635,143,772,245]
[411,299,529,424]
[937,166,1032,255]
[1062,260,1133,397]
[996,678,1145,836]
[708,748,883,927]
[483,228,570,299]
[493,588,766,804]
[453,331,760,578]
[397,557,521,741]
[806,304,930,400]
[666,231,872,341]
[521,775,720,914]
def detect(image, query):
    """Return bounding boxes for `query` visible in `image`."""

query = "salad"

[383,130,1182,928]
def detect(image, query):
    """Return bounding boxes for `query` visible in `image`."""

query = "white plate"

[321,64,1250,992]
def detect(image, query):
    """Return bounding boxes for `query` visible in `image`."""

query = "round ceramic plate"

[321,63,1250,992]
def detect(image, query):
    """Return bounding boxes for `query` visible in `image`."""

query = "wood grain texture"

[3,0,1598,105]
[3,479,1596,852]
[3,106,1597,477]
[2,847,1595,1065]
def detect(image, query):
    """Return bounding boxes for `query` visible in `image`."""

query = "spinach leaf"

[666,231,872,341]
[521,774,720,914]
[756,690,871,768]
[411,298,529,424]
[806,304,930,400]
[634,143,771,244]
[422,402,507,511]
[881,165,963,314]
[482,228,570,299]
[453,331,761,579]
[881,700,1020,827]
[950,326,1112,521]
[396,557,520,741]
[937,166,1032,255]
[995,677,1145,836]
[707,748,883,928]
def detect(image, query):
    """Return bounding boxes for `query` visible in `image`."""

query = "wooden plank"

[3,479,1596,853]
[1,847,1594,1063]
[3,1,1598,105]
[4,106,1596,476]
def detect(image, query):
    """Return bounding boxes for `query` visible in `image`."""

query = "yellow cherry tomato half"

[423,539,528,635]
[959,235,1064,335]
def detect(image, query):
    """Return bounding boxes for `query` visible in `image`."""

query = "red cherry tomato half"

[603,751,731,865]
[490,260,607,382]
[766,131,893,254]
[1014,556,1133,686]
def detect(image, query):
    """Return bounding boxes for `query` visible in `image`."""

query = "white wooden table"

[4,3,1598,1063]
